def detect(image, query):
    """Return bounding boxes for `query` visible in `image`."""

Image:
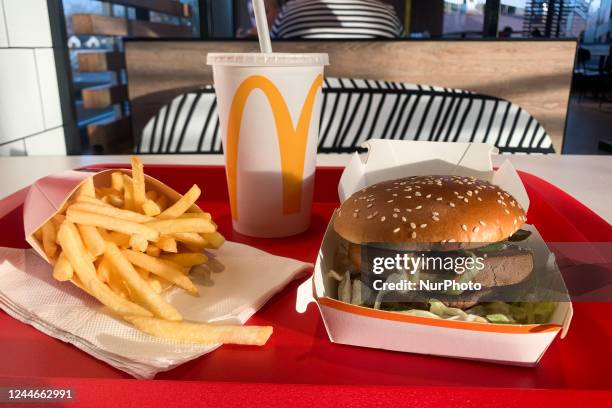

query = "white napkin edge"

[0,257,313,379]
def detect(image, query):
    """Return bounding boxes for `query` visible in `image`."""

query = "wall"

[0,0,66,156]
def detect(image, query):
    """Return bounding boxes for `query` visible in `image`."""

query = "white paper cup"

[207,53,329,238]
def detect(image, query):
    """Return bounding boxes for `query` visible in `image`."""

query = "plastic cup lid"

[206,53,329,67]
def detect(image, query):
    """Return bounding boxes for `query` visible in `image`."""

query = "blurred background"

[0,0,610,157]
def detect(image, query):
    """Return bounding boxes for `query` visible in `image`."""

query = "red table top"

[0,164,611,407]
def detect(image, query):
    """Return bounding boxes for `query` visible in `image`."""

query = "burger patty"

[472,249,534,287]
[348,243,534,289]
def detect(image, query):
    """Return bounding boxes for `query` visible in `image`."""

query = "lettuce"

[466,302,557,324]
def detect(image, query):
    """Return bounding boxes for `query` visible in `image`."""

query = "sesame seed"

[432,211,439,216]
[410,222,417,229]
[393,213,398,218]
[406,208,412,212]
[473,226,480,232]
[380,216,386,222]
[458,195,464,199]
[504,209,510,214]
[402,216,407,222]
[353,213,358,218]
[477,197,482,201]
[415,205,422,210]
[393,227,400,233]
[366,204,373,208]
[415,192,422,197]
[449,202,456,207]
[463,198,469,203]
[514,219,517,224]
[405,196,412,199]
[432,216,440,221]
[393,208,400,212]
[411,231,417,239]
[453,191,459,195]
[510,201,516,207]
[354,209,360,212]
[420,224,427,229]
[467,191,473,196]
[436,197,443,201]
[448,239,456,243]
[426,194,432,198]
[479,220,486,226]
[497,200,503,204]
[474,190,479,195]
[392,193,398,197]
[387,199,394,203]
[461,224,468,231]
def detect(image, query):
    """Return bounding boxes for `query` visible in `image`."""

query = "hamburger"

[332,175,538,319]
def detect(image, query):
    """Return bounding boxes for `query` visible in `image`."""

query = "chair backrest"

[125,40,576,153]
[136,80,555,155]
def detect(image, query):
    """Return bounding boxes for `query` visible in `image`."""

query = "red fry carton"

[24,168,204,263]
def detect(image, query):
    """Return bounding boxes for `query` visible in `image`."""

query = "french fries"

[142,200,161,216]
[111,171,124,191]
[129,233,148,253]
[122,249,198,295]
[124,316,273,346]
[157,184,200,220]
[161,253,208,268]
[105,242,182,321]
[123,175,135,211]
[156,236,177,253]
[66,209,159,241]
[57,222,152,317]
[41,221,58,260]
[32,156,270,347]
[131,156,147,210]
[146,218,215,235]
[53,252,73,281]
[77,224,105,257]
[146,245,161,257]
[69,202,152,223]
[203,232,225,249]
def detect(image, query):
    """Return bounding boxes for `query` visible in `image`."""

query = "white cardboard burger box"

[296,140,573,365]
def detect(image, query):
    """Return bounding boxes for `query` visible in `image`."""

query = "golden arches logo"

[226,74,323,221]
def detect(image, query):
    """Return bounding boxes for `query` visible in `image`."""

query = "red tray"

[0,164,611,407]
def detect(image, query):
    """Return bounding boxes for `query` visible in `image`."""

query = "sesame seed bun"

[333,175,526,245]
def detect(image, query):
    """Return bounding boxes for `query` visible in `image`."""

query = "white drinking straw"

[253,0,273,53]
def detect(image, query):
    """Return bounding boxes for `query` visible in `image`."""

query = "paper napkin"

[0,241,311,379]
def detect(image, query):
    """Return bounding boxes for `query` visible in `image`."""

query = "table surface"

[1,154,610,223]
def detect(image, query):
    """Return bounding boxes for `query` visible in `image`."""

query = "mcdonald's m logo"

[226,74,323,221]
